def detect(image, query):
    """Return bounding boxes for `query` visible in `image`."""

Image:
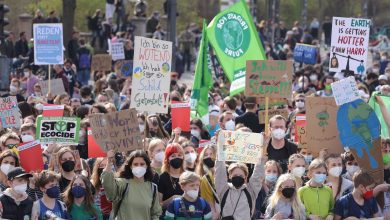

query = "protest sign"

[337,99,383,183]
[293,43,317,65]
[115,60,133,77]
[331,76,360,106]
[33,23,64,65]
[39,78,66,96]
[87,128,107,158]
[42,104,64,117]
[245,60,293,98]
[257,98,287,109]
[329,17,370,75]
[89,109,142,152]
[91,54,112,71]
[369,94,390,138]
[294,114,307,149]
[258,109,288,124]
[130,37,172,113]
[0,96,22,129]
[18,140,44,172]
[171,101,191,132]
[217,130,263,164]
[109,41,125,61]
[306,97,343,156]
[36,116,80,144]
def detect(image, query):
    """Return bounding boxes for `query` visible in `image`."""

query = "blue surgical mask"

[313,173,327,184]
[265,174,278,183]
[304,155,313,164]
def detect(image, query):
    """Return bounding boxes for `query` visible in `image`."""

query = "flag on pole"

[190,20,213,123]
[207,0,266,95]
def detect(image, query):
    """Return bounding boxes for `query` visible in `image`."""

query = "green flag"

[190,20,213,121]
[369,92,390,138]
[207,0,266,96]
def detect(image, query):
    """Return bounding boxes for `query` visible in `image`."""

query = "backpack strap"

[151,182,157,208]
[205,174,219,204]
[179,197,190,220]
[220,189,230,216]
[243,188,253,216]
[115,182,129,218]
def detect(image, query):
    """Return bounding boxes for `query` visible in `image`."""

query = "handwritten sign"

[39,79,66,96]
[36,116,80,144]
[306,97,343,156]
[330,17,370,75]
[257,98,287,110]
[89,109,142,152]
[331,76,360,106]
[245,60,293,98]
[295,114,307,148]
[0,96,22,129]
[293,43,317,65]
[18,140,44,172]
[258,109,289,124]
[33,23,64,65]
[217,130,263,164]
[109,41,125,61]
[91,54,112,71]
[130,37,172,114]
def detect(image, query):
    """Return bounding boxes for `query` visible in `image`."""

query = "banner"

[109,41,125,61]
[207,0,266,95]
[369,93,390,138]
[36,116,80,144]
[0,96,22,129]
[217,130,263,164]
[331,76,360,106]
[245,60,293,98]
[306,97,343,156]
[39,79,66,96]
[130,37,172,113]
[258,109,289,124]
[89,109,143,152]
[91,54,112,71]
[293,43,317,65]
[18,140,44,172]
[33,23,64,65]
[295,114,307,149]
[87,128,107,158]
[329,17,370,75]
[42,104,64,117]
[171,101,191,132]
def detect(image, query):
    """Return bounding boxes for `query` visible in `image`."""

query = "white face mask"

[185,153,197,163]
[296,101,305,109]
[271,128,286,140]
[10,85,18,93]
[132,166,147,178]
[310,74,318,82]
[139,124,145,133]
[292,167,306,178]
[329,166,343,177]
[225,120,235,131]
[346,165,360,177]
[35,103,44,111]
[191,129,200,138]
[13,183,28,194]
[0,164,14,175]
[24,71,30,78]
[21,134,35,143]
[154,151,164,163]
[186,189,199,200]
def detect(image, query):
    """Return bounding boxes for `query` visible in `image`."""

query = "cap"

[379,75,388,81]
[7,167,33,181]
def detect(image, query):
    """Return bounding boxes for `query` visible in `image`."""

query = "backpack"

[79,52,91,69]
[172,197,207,220]
[220,188,253,217]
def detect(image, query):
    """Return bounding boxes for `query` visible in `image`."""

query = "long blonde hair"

[195,145,216,176]
[267,173,305,220]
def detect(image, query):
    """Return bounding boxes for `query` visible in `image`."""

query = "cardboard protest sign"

[33,23,64,65]
[36,116,80,144]
[130,37,172,114]
[39,79,66,96]
[306,97,343,156]
[330,17,370,75]
[258,109,288,124]
[42,104,64,117]
[18,140,44,172]
[293,43,317,65]
[109,41,125,61]
[245,60,293,98]
[331,76,360,106]
[87,128,107,158]
[89,109,142,152]
[115,60,133,77]
[217,130,263,164]
[369,94,390,138]
[337,99,383,183]
[91,54,112,71]
[171,101,190,132]
[0,96,22,129]
[257,98,287,109]
[294,114,308,149]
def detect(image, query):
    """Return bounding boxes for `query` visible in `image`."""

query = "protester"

[235,97,263,133]
[148,139,166,174]
[91,158,112,219]
[54,148,77,192]
[182,142,197,172]
[287,154,307,187]
[324,154,353,200]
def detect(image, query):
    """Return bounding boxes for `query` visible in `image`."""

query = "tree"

[63,0,76,57]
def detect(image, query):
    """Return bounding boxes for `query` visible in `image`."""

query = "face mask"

[132,166,147,178]
[363,188,374,200]
[0,164,14,175]
[14,183,28,194]
[186,189,199,200]
[61,160,75,172]
[203,158,215,168]
[149,130,157,137]
[281,187,295,199]
[292,167,306,178]
[272,128,286,140]
[303,155,313,164]
[185,153,197,163]
[325,84,332,91]
[296,101,305,109]
[169,158,183,169]
[383,154,390,165]
[313,173,327,184]
[346,165,360,177]
[372,68,379,73]
[225,120,235,131]
[310,74,318,81]
[265,174,278,183]
[71,185,86,198]
[191,129,200,138]
[21,134,34,143]
[329,166,343,177]
[10,85,18,93]
[154,152,165,162]
[35,103,44,111]
[139,124,145,133]
[24,71,30,78]
[46,185,61,198]
[231,176,245,188]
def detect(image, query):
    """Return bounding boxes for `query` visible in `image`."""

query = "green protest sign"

[36,116,80,144]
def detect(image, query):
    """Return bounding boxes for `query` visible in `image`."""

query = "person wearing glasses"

[0,132,21,154]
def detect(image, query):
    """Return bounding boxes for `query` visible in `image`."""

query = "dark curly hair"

[117,150,154,181]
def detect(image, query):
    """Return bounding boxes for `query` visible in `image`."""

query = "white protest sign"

[130,36,172,113]
[217,130,263,164]
[39,78,66,96]
[329,17,371,75]
[0,96,22,129]
[33,23,64,65]
[331,76,360,106]
[109,40,125,61]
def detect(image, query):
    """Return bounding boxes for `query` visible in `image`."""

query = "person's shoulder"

[285,139,298,149]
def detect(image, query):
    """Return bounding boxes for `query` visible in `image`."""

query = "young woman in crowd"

[54,147,77,192]
[148,139,166,174]
[299,147,313,165]
[91,157,112,219]
[287,154,307,187]
[0,150,19,191]
[63,174,103,220]
[342,152,360,181]
[102,150,161,219]
[264,173,306,219]
[190,119,211,141]
[182,142,197,172]
[324,154,353,200]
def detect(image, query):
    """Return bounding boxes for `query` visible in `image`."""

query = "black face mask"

[203,158,215,168]
[169,158,183,169]
[61,160,75,172]
[149,130,157,137]
[281,187,295,199]
[231,176,245,188]
[97,168,104,176]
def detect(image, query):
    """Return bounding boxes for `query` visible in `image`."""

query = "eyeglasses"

[6,144,17,149]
